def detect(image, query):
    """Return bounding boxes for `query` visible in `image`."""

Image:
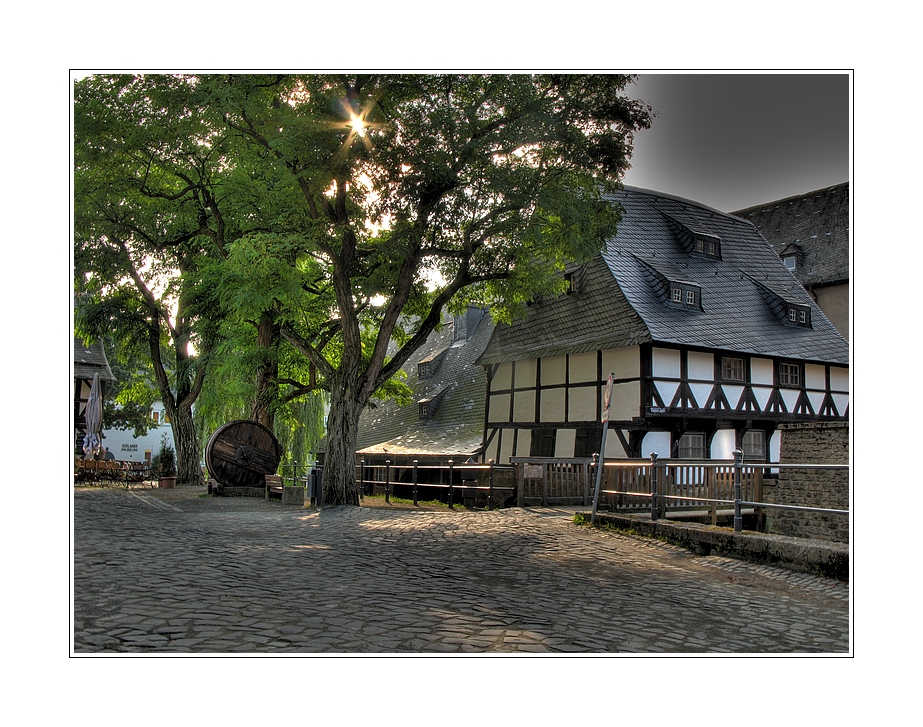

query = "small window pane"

[779,363,801,387]
[742,430,765,459]
[721,357,744,382]
[677,433,706,459]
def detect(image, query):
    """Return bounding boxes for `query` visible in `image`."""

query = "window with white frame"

[676,432,706,459]
[778,362,802,387]
[742,430,766,459]
[721,356,745,382]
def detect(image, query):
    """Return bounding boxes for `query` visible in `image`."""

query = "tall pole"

[590,374,615,525]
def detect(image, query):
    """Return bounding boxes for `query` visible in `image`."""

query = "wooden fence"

[511,457,762,524]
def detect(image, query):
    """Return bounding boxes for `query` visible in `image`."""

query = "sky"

[621,72,850,212]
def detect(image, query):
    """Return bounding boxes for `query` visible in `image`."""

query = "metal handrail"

[584,450,849,531]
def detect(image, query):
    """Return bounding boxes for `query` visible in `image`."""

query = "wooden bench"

[264,474,284,500]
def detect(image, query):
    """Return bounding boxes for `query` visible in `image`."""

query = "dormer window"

[786,304,812,328]
[783,255,797,270]
[418,362,431,378]
[418,401,430,418]
[669,283,701,310]
[693,232,721,259]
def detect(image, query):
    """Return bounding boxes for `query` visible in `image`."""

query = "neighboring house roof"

[353,308,492,459]
[478,186,849,367]
[74,337,115,381]
[730,182,849,289]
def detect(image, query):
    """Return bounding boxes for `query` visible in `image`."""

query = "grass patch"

[362,493,472,510]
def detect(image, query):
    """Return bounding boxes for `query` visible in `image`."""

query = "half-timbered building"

[476,187,849,465]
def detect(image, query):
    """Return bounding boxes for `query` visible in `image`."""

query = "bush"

[158,432,176,477]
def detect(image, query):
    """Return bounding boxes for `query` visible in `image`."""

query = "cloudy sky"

[621,72,850,212]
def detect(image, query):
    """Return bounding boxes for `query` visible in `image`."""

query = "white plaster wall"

[492,362,512,391]
[751,358,774,385]
[101,423,174,463]
[515,429,532,458]
[514,358,536,388]
[541,356,566,386]
[569,352,597,383]
[488,393,510,422]
[540,388,565,421]
[602,346,639,379]
[780,388,799,411]
[610,382,640,420]
[689,383,712,407]
[752,386,772,410]
[711,429,736,460]
[568,386,597,422]
[652,348,680,379]
[805,364,826,390]
[723,385,743,409]
[499,429,515,463]
[604,430,627,458]
[641,431,671,459]
[555,428,576,458]
[512,390,536,423]
[830,367,849,392]
[654,381,678,407]
[687,351,714,380]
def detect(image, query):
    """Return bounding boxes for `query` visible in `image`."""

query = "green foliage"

[74,73,653,503]
[157,432,176,477]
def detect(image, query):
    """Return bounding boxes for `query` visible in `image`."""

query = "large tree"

[207,74,652,505]
[75,73,652,503]
[74,75,233,486]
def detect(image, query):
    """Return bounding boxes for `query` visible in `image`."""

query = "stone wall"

[763,422,849,543]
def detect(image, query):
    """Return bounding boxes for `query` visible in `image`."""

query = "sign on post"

[591,374,615,523]
[602,373,614,423]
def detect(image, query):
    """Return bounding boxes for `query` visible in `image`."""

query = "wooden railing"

[511,455,763,525]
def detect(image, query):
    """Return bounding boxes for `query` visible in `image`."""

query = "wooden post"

[385,460,391,504]
[517,463,524,508]
[650,452,659,521]
[708,465,716,526]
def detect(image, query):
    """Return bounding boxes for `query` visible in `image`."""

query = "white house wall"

[101,422,175,462]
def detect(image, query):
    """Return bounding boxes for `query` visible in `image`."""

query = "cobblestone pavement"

[73,487,850,654]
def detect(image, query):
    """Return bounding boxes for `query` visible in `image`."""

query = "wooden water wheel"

[205,420,281,488]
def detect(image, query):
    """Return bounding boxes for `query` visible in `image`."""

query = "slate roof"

[74,337,115,381]
[731,183,849,289]
[354,309,492,460]
[479,187,849,366]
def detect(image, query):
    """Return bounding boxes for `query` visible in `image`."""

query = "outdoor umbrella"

[83,372,103,459]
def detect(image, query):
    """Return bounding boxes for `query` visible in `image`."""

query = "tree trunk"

[322,380,363,506]
[172,406,205,487]
[251,311,279,431]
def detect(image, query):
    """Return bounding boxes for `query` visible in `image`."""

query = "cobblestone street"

[73,487,850,654]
